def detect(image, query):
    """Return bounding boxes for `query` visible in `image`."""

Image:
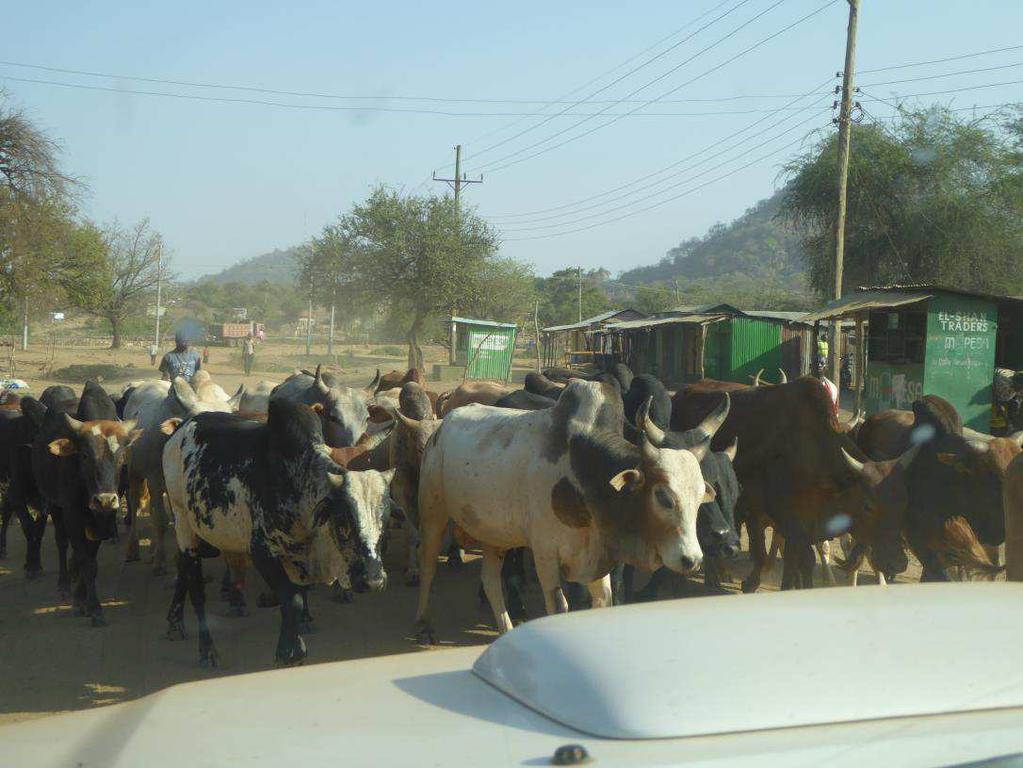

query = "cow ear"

[327,471,346,489]
[609,468,644,492]
[380,468,397,485]
[160,417,183,436]
[310,402,325,415]
[702,482,717,504]
[48,438,76,457]
[128,428,145,444]
[724,437,738,462]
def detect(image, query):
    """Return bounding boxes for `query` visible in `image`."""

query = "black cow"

[32,382,139,623]
[523,372,564,400]
[162,398,396,666]
[622,374,672,432]
[494,390,557,411]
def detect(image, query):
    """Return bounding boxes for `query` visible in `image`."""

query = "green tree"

[326,187,500,369]
[633,284,675,314]
[70,219,167,348]
[780,106,1023,296]
[536,268,614,328]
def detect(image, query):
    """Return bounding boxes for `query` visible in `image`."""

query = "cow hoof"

[24,567,42,580]
[275,637,307,667]
[90,614,107,628]
[0,545,6,558]
[404,572,420,587]
[229,604,249,618]
[330,585,354,604]
[199,647,220,668]
[166,621,186,641]
[411,620,437,645]
[152,564,167,577]
[125,549,140,563]
[740,578,760,594]
[257,592,279,608]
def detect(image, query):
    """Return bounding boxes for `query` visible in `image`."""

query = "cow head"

[313,365,370,447]
[696,440,741,559]
[320,466,397,592]
[637,392,730,455]
[48,414,142,539]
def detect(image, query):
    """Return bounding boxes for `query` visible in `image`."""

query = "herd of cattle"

[1,362,1021,667]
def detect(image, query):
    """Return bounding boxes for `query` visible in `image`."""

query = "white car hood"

[4,585,1023,768]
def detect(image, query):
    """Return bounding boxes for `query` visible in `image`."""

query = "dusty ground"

[0,341,922,726]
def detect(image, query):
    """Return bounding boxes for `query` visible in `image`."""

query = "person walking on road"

[159,330,202,384]
[242,333,256,376]
[148,342,158,367]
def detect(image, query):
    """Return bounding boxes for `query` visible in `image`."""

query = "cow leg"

[412,505,448,644]
[124,473,145,563]
[297,587,313,634]
[619,564,636,604]
[0,492,10,558]
[185,550,218,666]
[15,499,45,579]
[766,531,783,573]
[251,549,305,666]
[817,540,836,586]
[404,525,421,587]
[79,539,105,626]
[51,508,70,598]
[149,488,170,576]
[533,548,568,615]
[167,549,190,641]
[503,547,528,623]
[480,545,513,634]
[221,553,248,617]
[586,575,613,609]
[742,511,767,594]
[608,563,626,606]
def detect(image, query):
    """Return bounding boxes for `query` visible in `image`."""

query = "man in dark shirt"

[159,330,202,383]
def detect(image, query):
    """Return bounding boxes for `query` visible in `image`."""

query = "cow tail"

[936,517,1005,580]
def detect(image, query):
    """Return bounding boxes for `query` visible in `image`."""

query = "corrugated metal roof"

[451,316,517,329]
[741,310,813,325]
[600,313,728,331]
[543,308,644,333]
[802,290,931,322]
[859,284,1023,305]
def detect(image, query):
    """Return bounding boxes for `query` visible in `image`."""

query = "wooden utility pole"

[305,295,313,357]
[328,294,336,358]
[577,267,583,323]
[533,299,542,372]
[832,0,859,386]
[21,295,28,351]
[433,144,482,208]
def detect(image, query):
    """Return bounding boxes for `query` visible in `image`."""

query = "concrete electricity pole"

[832,0,859,386]
[433,145,482,209]
[154,241,163,349]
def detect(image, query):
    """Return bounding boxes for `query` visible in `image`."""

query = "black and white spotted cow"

[162,398,395,667]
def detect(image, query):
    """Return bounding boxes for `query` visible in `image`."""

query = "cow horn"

[1012,431,1023,448]
[694,392,730,443]
[724,437,738,462]
[394,410,421,431]
[841,448,865,476]
[966,439,991,454]
[314,364,330,395]
[777,368,788,385]
[751,369,764,387]
[63,413,85,433]
[326,471,346,488]
[366,368,381,393]
[640,431,660,465]
[227,383,245,410]
[636,396,665,447]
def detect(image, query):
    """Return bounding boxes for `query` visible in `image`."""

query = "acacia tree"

[333,188,500,370]
[780,105,1023,296]
[71,219,167,348]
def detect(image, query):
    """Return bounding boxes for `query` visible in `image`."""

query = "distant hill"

[620,189,805,285]
[201,246,303,285]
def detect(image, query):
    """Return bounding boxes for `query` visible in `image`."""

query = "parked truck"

[209,321,265,347]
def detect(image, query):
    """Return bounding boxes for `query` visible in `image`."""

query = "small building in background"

[805,285,1023,432]
[442,316,519,381]
[594,306,813,386]
[541,309,645,369]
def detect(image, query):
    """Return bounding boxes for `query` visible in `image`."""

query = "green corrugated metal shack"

[805,286,1023,432]
[593,307,812,385]
[449,316,518,381]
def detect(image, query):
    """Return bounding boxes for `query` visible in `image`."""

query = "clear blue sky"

[4,0,1021,280]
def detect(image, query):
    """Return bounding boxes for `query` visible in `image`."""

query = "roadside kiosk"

[805,285,1023,432]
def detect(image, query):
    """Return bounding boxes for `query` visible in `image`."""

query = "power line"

[859,78,1023,101]
[461,0,761,169]
[0,73,840,117]
[484,75,835,221]
[499,109,827,232]
[858,43,1023,75]
[858,60,1023,88]
[475,0,839,175]
[493,99,831,228]
[471,0,799,174]
[503,124,828,241]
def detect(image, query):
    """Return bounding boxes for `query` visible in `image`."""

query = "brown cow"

[375,367,426,394]
[438,381,516,416]
[672,376,869,591]
[1005,453,1023,581]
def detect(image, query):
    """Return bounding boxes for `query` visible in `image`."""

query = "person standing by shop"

[240,333,254,376]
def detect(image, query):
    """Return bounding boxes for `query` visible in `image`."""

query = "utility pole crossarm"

[432,145,482,207]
